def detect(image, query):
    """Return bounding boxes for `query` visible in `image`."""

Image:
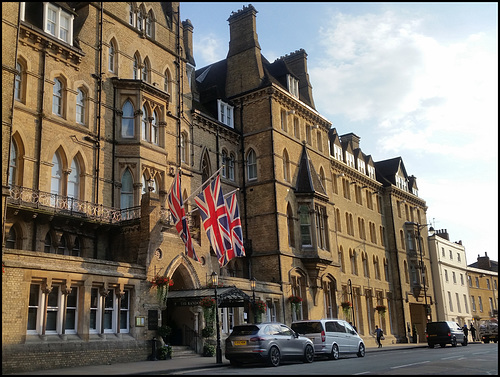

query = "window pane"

[46,311,57,331]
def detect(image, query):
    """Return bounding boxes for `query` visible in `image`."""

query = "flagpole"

[223,188,240,198]
[184,166,223,203]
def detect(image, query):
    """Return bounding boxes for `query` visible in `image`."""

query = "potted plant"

[203,343,216,357]
[157,325,172,343]
[157,344,172,359]
[341,301,352,320]
[254,299,267,322]
[289,295,302,313]
[151,274,174,308]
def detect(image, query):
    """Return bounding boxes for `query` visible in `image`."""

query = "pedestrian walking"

[470,323,476,342]
[374,325,384,348]
[462,324,469,344]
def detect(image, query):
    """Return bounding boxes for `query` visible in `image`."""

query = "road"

[171,343,498,375]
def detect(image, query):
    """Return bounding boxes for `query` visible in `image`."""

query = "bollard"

[150,336,158,361]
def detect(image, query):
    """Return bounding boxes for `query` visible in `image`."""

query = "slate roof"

[295,144,327,197]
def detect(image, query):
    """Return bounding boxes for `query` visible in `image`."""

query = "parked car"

[425,321,467,348]
[291,319,365,359]
[225,322,315,367]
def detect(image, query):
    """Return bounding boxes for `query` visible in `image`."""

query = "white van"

[291,319,365,359]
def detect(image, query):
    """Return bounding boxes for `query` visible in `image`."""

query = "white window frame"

[287,74,299,98]
[217,99,234,128]
[43,3,74,45]
[247,149,257,181]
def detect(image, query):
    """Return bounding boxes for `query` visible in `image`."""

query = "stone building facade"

[467,253,499,323]
[3,2,437,373]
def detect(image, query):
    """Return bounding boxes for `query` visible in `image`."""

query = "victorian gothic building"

[3,3,435,373]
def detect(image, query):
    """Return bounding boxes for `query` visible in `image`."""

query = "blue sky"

[180,2,498,264]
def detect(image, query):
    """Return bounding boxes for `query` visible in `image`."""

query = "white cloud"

[195,34,225,66]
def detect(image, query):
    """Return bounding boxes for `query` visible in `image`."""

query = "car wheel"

[357,343,365,357]
[440,343,446,348]
[428,343,434,348]
[303,344,314,363]
[329,344,339,360]
[451,337,457,347]
[268,346,281,367]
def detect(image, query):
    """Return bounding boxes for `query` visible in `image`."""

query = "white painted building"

[428,229,472,325]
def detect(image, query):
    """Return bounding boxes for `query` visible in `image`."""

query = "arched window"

[164,69,171,93]
[121,100,134,138]
[137,9,144,31]
[108,40,116,73]
[180,132,187,163]
[142,58,149,82]
[9,140,18,187]
[72,237,81,257]
[339,247,344,272]
[76,88,85,124]
[44,232,54,253]
[145,10,153,37]
[133,55,140,80]
[228,153,235,181]
[283,149,290,182]
[68,157,80,200]
[57,235,68,255]
[51,152,63,197]
[201,151,210,186]
[319,167,326,191]
[221,150,228,178]
[404,261,409,284]
[121,169,134,209]
[287,203,295,248]
[152,110,159,145]
[6,226,17,249]
[15,62,22,101]
[52,78,63,116]
[247,149,257,181]
[141,105,149,141]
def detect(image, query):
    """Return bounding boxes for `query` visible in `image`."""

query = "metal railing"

[8,185,140,223]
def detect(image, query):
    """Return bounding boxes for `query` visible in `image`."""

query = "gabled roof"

[374,157,407,187]
[295,144,327,198]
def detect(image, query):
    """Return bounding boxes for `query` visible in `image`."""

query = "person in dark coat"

[374,325,383,348]
[470,323,476,341]
[462,324,469,344]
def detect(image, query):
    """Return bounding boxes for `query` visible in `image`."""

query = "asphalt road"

[171,343,498,375]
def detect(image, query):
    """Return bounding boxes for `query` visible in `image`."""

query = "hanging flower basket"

[151,274,174,308]
[341,301,352,320]
[289,295,302,313]
[375,305,386,313]
[255,299,267,314]
[200,297,216,309]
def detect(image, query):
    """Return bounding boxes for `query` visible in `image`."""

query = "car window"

[331,321,346,333]
[231,325,260,336]
[280,325,294,336]
[325,321,335,332]
[267,325,281,335]
[344,322,355,333]
[291,322,323,334]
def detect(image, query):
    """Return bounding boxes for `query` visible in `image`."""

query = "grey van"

[291,319,365,359]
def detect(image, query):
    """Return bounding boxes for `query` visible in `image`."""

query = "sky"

[179,2,498,265]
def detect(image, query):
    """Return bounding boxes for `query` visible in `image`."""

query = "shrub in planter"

[203,344,216,357]
[201,326,215,338]
[157,345,172,360]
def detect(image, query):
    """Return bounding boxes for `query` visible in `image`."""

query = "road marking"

[391,361,430,369]
[353,372,371,375]
[441,355,462,360]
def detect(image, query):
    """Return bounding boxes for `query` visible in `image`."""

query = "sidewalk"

[6,343,431,375]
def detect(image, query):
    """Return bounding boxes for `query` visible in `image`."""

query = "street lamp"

[405,222,434,323]
[347,279,355,329]
[250,277,257,323]
[211,271,223,364]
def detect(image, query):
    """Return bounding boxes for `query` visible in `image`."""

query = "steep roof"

[295,144,327,197]
[374,157,407,187]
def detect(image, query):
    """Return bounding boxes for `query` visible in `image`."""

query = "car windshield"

[230,325,260,336]
[291,322,323,334]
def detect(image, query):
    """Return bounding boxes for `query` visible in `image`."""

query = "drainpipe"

[268,96,285,321]
[93,2,103,204]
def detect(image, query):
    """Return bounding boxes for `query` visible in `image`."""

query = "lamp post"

[347,279,355,329]
[405,222,434,323]
[211,271,223,364]
[250,277,257,323]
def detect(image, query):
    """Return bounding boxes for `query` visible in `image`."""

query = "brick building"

[3,3,436,373]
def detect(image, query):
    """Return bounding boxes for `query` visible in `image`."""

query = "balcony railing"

[7,186,140,224]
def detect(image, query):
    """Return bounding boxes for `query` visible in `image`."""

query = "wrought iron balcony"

[7,185,140,223]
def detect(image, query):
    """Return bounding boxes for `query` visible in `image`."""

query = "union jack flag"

[194,175,232,267]
[167,172,200,263]
[225,192,246,261]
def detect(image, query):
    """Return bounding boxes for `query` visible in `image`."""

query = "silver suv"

[291,319,365,359]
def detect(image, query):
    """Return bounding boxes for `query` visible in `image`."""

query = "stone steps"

[171,345,201,358]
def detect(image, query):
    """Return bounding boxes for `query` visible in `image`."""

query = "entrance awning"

[167,286,251,308]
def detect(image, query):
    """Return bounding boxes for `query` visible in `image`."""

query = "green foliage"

[157,345,172,360]
[201,326,215,338]
[203,344,216,357]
